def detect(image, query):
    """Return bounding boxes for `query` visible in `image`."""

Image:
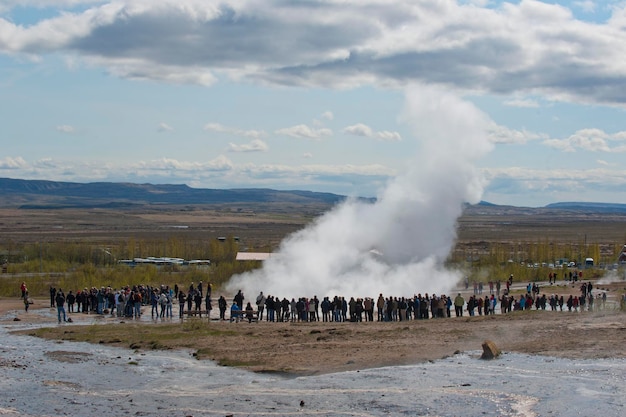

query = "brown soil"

[3,288,625,376]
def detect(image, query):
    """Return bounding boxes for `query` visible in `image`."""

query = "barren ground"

[3,284,625,376]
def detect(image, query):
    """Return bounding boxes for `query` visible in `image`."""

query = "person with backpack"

[178,290,186,318]
[151,290,160,318]
[255,291,265,321]
[55,290,67,323]
[159,291,168,318]
[132,291,142,318]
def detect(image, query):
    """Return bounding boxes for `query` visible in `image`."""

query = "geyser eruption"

[227,85,494,299]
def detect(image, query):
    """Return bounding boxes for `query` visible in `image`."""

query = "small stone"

[480,340,501,360]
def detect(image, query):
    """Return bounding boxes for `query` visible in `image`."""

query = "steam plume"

[226,85,494,299]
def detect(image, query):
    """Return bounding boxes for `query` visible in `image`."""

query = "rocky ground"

[3,280,625,376]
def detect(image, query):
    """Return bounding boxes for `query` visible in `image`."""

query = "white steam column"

[227,85,494,299]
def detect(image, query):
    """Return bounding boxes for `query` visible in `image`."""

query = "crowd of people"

[19,276,617,325]
[40,282,212,323]
[226,279,610,324]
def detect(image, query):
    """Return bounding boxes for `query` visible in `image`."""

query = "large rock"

[480,340,501,360]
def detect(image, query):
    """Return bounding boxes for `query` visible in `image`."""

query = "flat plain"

[2,203,625,246]
[1,203,625,375]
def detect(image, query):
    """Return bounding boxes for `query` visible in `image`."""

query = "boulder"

[480,339,501,360]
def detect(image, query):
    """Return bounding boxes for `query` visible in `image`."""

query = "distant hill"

[0,177,624,213]
[544,202,626,213]
[469,200,626,214]
[0,177,355,209]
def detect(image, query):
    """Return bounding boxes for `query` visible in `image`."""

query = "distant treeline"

[0,236,259,298]
[1,237,622,298]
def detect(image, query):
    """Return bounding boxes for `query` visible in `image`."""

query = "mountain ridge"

[0,177,356,209]
[0,177,624,212]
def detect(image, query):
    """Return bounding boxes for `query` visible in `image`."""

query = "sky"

[1,0,626,207]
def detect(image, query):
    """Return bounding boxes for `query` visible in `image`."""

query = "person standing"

[150,290,159,318]
[266,295,275,322]
[234,290,244,309]
[117,291,126,317]
[376,293,385,321]
[218,295,227,320]
[24,292,31,312]
[186,289,193,313]
[55,290,67,323]
[178,290,186,318]
[166,292,173,318]
[245,302,255,323]
[132,291,142,318]
[256,291,266,321]
[50,286,57,307]
[205,293,212,319]
[194,291,202,316]
[67,291,75,313]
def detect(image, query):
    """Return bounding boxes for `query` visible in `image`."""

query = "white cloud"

[543,128,625,152]
[204,122,266,139]
[56,125,75,133]
[4,151,626,206]
[134,156,234,173]
[482,165,626,206]
[487,124,547,144]
[461,0,491,6]
[302,152,313,159]
[3,1,626,104]
[375,130,402,141]
[0,156,28,169]
[342,123,402,141]
[157,122,173,132]
[574,1,596,13]
[275,124,332,140]
[343,123,374,137]
[313,111,334,127]
[227,139,268,152]
[240,162,395,178]
[503,98,540,108]
[0,154,393,193]
[0,1,103,13]
[33,158,59,168]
